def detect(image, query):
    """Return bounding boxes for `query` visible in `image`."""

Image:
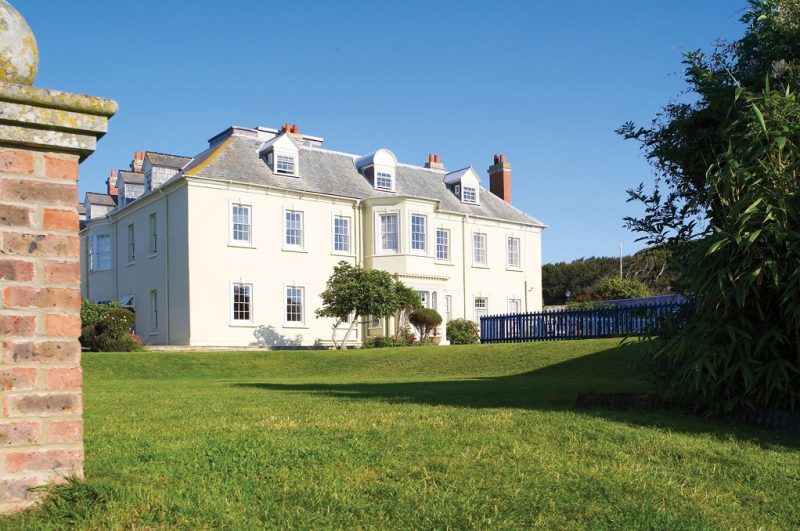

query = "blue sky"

[14,0,746,263]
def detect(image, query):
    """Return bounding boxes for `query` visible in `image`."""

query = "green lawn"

[4,339,800,529]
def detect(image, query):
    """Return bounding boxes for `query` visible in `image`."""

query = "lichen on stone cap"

[0,0,38,85]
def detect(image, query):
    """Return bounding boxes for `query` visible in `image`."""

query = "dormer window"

[462,186,477,203]
[376,171,393,191]
[276,154,295,175]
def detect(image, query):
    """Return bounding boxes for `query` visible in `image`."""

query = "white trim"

[149,289,159,334]
[229,201,254,248]
[409,213,427,255]
[434,227,451,264]
[230,280,255,326]
[472,231,488,268]
[331,213,354,256]
[282,207,305,252]
[506,235,522,271]
[283,284,306,327]
[374,209,400,255]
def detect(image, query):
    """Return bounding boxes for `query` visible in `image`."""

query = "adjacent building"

[80,124,546,347]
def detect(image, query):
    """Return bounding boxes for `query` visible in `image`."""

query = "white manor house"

[80,124,546,347]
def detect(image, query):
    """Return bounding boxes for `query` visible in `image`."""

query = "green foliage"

[80,299,120,328]
[594,276,651,300]
[362,336,412,349]
[317,262,415,349]
[409,308,442,340]
[445,318,480,344]
[647,86,800,412]
[542,248,678,305]
[80,306,142,352]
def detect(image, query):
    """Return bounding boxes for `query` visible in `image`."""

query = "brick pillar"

[0,1,117,513]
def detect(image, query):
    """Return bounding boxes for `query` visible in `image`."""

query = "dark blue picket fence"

[480,302,687,343]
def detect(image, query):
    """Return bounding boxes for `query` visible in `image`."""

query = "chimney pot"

[434,154,440,163]
[292,124,299,134]
[488,154,512,204]
[499,154,505,163]
[428,153,434,163]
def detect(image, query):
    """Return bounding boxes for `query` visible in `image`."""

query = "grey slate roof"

[181,134,544,227]
[85,192,117,207]
[146,151,192,169]
[77,203,86,215]
[117,170,144,185]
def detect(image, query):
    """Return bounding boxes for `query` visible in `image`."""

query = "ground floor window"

[508,299,522,314]
[286,286,304,324]
[232,283,253,323]
[150,290,158,333]
[445,295,452,322]
[474,297,488,322]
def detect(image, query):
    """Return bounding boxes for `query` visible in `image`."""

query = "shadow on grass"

[233,344,800,449]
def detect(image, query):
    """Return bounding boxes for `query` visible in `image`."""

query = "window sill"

[148,331,159,336]
[127,261,135,267]
[229,322,256,328]
[283,324,308,329]
[506,267,523,272]
[228,242,255,249]
[148,253,158,260]
[331,250,355,257]
[472,264,490,269]
[282,247,308,254]
[434,260,454,266]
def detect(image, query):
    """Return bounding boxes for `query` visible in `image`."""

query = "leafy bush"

[565,301,614,310]
[594,277,651,300]
[362,336,412,349]
[409,309,442,340]
[80,306,142,352]
[446,319,479,345]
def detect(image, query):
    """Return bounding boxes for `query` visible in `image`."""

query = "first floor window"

[149,213,158,254]
[436,229,450,261]
[232,283,252,323]
[333,215,350,253]
[127,224,135,263]
[411,215,426,251]
[285,210,304,248]
[150,290,158,333]
[474,297,488,322]
[376,171,393,190]
[232,204,252,243]
[90,234,112,271]
[507,237,521,268]
[380,213,398,252]
[276,154,296,174]
[473,232,487,266]
[286,286,304,323]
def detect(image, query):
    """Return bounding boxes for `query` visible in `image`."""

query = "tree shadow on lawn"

[233,344,800,449]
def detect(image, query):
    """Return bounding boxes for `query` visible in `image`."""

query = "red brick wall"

[0,148,83,512]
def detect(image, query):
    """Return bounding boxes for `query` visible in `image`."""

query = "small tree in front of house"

[393,281,423,340]
[317,261,408,349]
[409,308,442,341]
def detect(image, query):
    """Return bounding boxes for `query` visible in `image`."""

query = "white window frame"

[416,290,430,309]
[231,282,254,325]
[507,298,522,314]
[462,186,478,204]
[275,153,297,176]
[149,213,158,256]
[283,209,305,251]
[332,214,352,255]
[89,234,112,272]
[378,212,399,254]
[435,228,450,262]
[507,236,521,270]
[445,295,453,322]
[410,214,427,254]
[230,203,253,247]
[149,290,158,334]
[472,232,488,267]
[375,170,394,191]
[127,224,135,265]
[474,297,489,322]
[284,285,305,327]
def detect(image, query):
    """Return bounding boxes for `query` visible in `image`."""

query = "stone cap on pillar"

[0,81,118,161]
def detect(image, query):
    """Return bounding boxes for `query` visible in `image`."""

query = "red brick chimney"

[130,151,144,173]
[488,153,512,204]
[106,169,118,197]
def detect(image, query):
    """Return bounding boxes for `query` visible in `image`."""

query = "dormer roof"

[144,152,192,170]
[444,166,478,184]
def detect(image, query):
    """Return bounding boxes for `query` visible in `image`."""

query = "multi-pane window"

[149,213,158,255]
[463,187,477,203]
[445,295,453,322]
[376,171,393,190]
[411,215,426,251]
[232,204,251,243]
[436,229,450,261]
[473,232,487,266]
[150,290,158,333]
[232,283,252,323]
[416,291,429,309]
[286,286,304,323]
[507,237,521,268]
[284,210,304,248]
[380,213,398,252]
[127,224,135,263]
[333,216,350,253]
[276,154,295,174]
[370,315,381,328]
[89,234,112,271]
[474,297,488,322]
[508,299,522,314]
